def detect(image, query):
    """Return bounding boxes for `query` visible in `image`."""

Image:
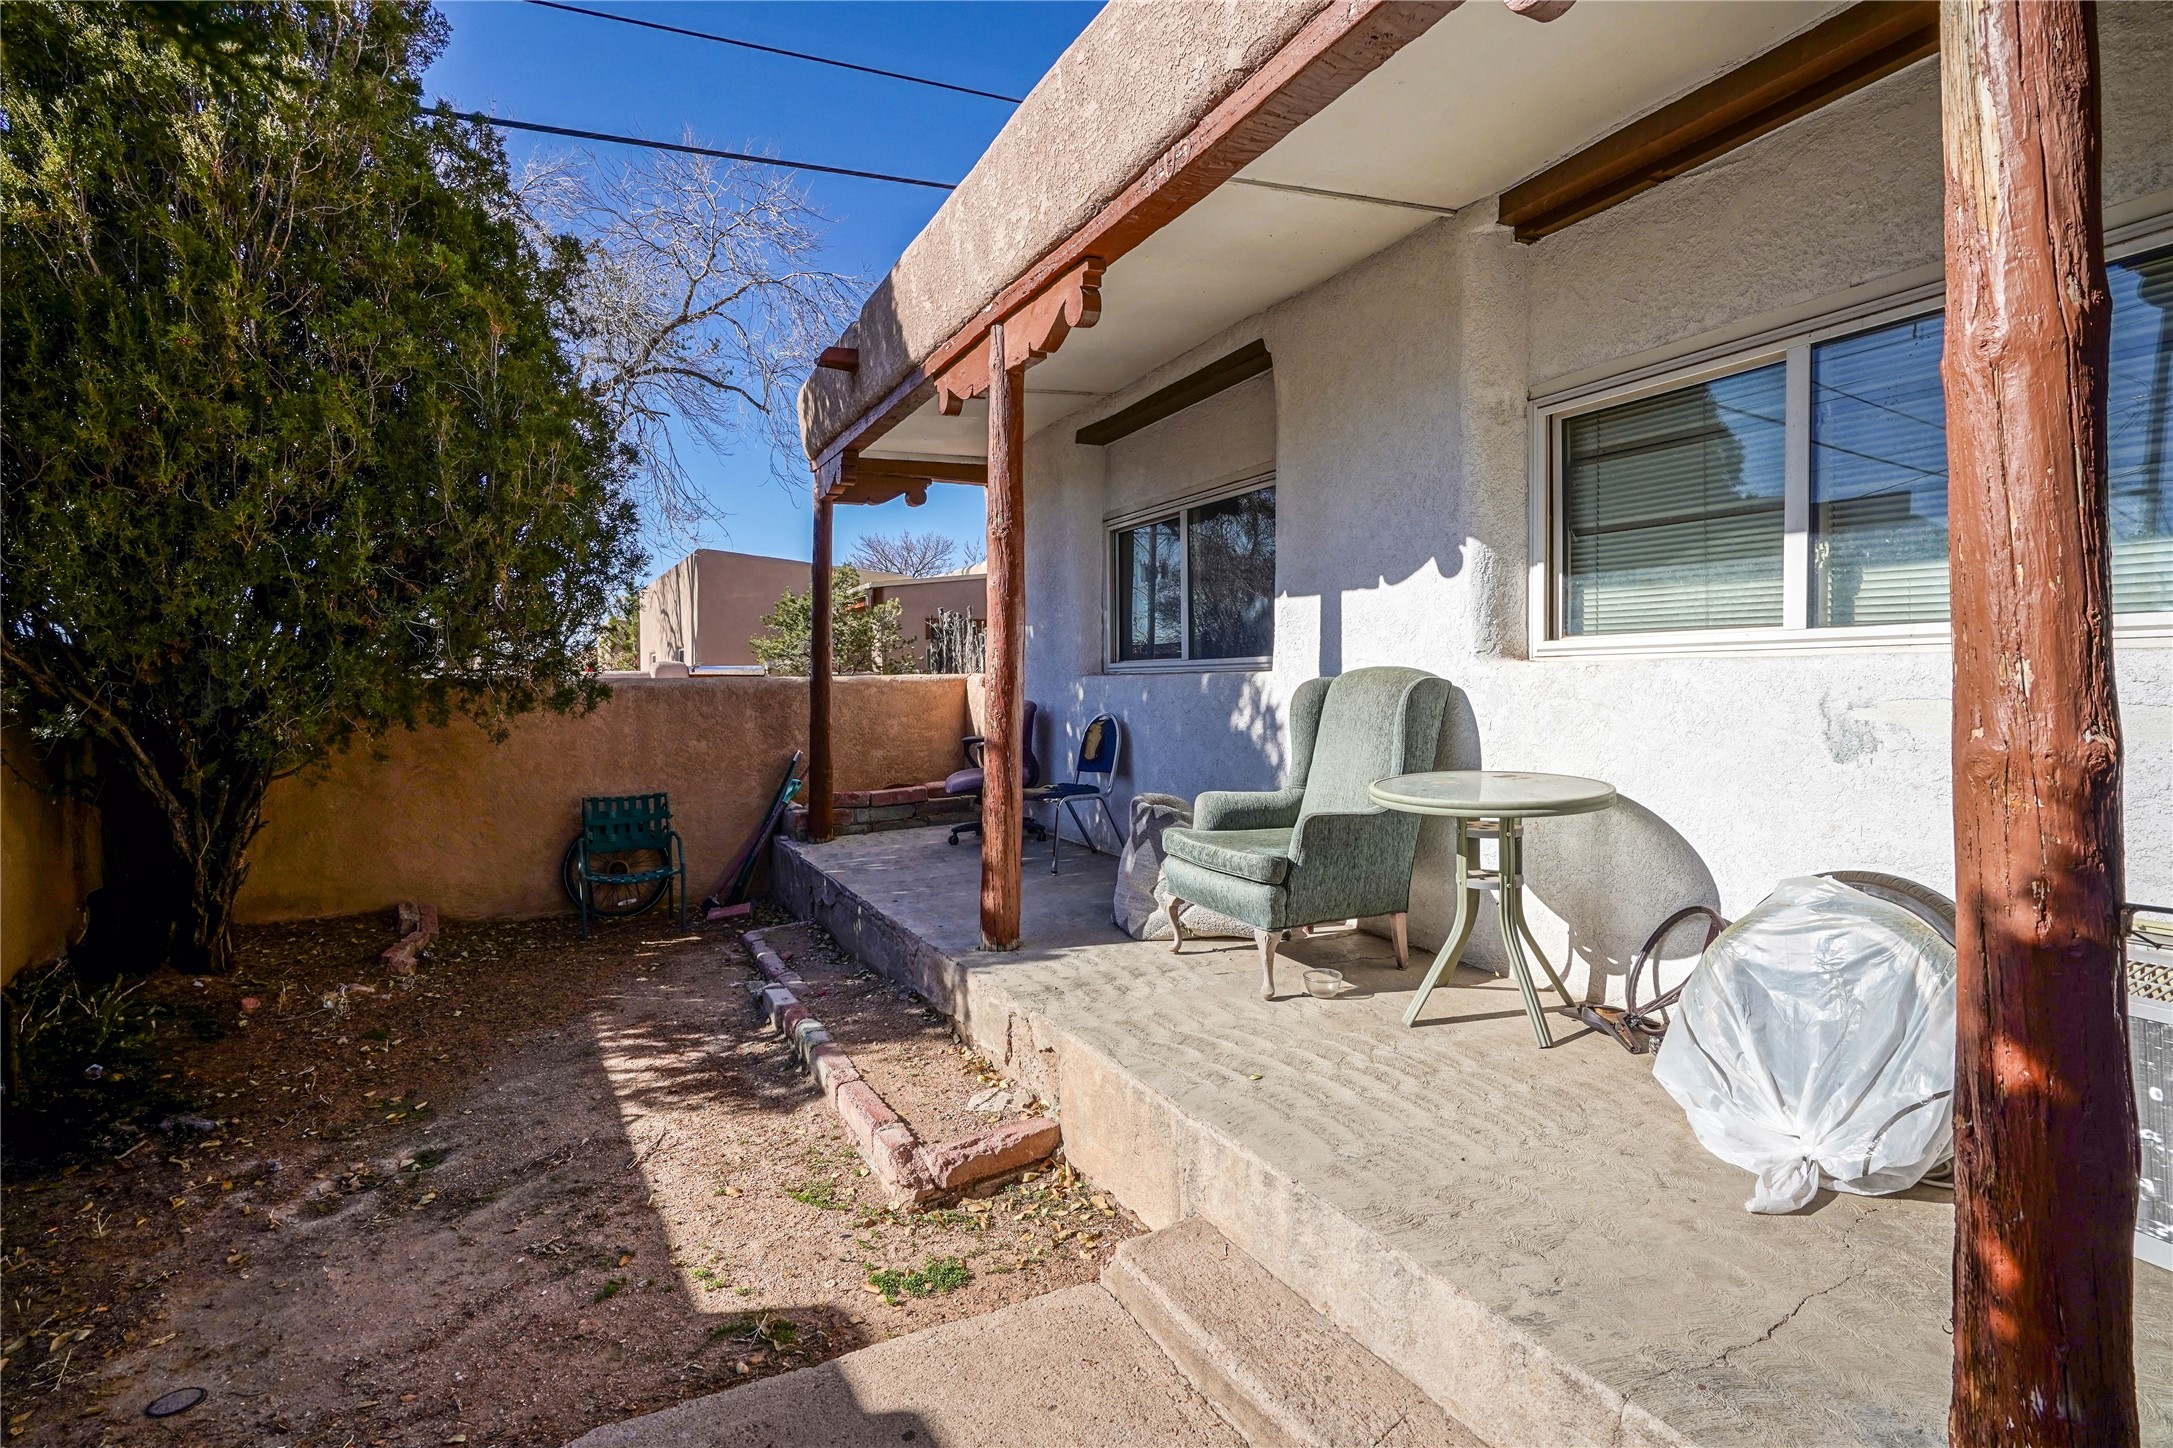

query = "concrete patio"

[774,826,2173,1448]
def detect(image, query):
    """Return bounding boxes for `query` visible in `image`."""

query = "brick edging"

[382,902,439,976]
[743,926,1060,1207]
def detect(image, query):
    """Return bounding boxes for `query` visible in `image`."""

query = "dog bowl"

[1302,968,1353,999]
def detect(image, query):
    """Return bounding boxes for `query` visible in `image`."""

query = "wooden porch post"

[808,495,836,843]
[980,323,1025,950]
[1940,3,2136,1442]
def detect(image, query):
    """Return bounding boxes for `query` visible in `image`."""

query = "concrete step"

[1104,1219,1487,1448]
[563,1283,1247,1448]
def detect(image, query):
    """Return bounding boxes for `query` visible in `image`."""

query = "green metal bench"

[567,793,686,937]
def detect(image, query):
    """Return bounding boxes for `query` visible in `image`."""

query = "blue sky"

[425,1,1100,575]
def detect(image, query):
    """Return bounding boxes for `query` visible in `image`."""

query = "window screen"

[1561,364,1787,635]
[1811,313,1950,626]
[2110,244,2173,614]
[1113,516,1182,662]
[1187,485,1276,660]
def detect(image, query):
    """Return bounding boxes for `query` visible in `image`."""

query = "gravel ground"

[1,908,1140,1447]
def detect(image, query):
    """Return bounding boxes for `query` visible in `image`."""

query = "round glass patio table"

[1368,770,1617,1048]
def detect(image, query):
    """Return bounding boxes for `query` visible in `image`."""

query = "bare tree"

[848,529,964,577]
[514,142,859,538]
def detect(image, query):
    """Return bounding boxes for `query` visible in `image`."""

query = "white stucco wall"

[1023,27,2173,1004]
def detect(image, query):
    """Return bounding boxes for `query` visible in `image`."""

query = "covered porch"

[773,825,2173,1448]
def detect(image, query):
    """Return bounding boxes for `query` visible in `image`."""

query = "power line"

[449,111,958,191]
[522,0,1025,105]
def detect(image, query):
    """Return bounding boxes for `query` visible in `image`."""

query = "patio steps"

[564,1280,1246,1448]
[562,1222,1474,1448]
[1104,1219,1487,1448]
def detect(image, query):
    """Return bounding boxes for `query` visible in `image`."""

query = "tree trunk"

[1940,3,2136,1443]
[75,736,263,978]
[980,324,1025,951]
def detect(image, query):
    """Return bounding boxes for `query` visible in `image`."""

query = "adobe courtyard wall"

[237,674,967,923]
[1,675,968,978]
[2,726,99,985]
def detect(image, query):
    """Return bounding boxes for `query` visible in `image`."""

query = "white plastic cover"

[1112,793,1248,941]
[1653,876,1957,1214]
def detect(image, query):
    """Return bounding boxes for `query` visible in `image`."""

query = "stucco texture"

[796,0,1326,458]
[2,728,99,983]
[1021,23,2173,1008]
[237,676,969,923]
[638,550,809,670]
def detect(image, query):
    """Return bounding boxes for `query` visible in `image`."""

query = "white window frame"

[1527,218,2173,659]
[1104,471,1277,673]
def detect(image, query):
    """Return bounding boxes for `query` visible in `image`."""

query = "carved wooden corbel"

[935,257,1104,415]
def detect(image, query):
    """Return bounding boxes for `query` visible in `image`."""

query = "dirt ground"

[1,907,1141,1447]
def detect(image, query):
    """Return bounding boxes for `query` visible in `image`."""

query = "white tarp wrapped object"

[1113,793,1249,941]
[1653,875,1957,1214]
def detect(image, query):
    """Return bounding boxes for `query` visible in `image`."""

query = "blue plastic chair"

[1027,713,1121,874]
[573,793,686,937]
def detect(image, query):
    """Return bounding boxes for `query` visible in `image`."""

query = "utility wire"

[523,0,1025,105]
[448,111,958,190]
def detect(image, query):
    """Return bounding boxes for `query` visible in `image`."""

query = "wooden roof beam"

[820,452,990,506]
[1498,1,1938,243]
[1074,339,1272,447]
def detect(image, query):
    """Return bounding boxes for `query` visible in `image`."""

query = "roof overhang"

[809,0,1937,499]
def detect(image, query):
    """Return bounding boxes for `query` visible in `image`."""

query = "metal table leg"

[1495,819,1576,1048]
[1401,821,1483,1026]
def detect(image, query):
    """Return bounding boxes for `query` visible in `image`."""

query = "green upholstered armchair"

[1160,667,1451,999]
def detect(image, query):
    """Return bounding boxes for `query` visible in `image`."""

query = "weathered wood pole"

[1940,3,2136,1442]
[981,323,1026,950]
[808,495,836,842]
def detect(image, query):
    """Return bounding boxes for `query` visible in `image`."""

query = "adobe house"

[637,548,809,670]
[798,1,2167,956]
[862,562,989,669]
[791,2,2171,1439]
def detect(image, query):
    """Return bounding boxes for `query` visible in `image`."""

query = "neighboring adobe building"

[862,562,988,668]
[636,549,807,671]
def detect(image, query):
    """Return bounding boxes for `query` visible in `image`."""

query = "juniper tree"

[1,3,642,971]
[750,568,914,676]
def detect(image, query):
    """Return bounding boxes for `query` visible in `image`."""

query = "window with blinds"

[2110,245,2173,614]
[1547,238,2173,642]
[1811,313,1949,626]
[1560,365,1786,635]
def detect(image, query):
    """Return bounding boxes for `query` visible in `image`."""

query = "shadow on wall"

[1042,671,1291,848]
[1286,437,1484,676]
[1402,685,1722,1003]
[1304,551,1473,679]
[1523,794,1722,1004]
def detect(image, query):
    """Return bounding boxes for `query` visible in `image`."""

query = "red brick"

[919,1117,1062,1190]
[807,1041,861,1098]
[869,1121,935,1204]
[868,786,926,807]
[834,790,872,808]
[834,1081,904,1146]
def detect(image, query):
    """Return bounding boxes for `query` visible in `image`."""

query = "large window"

[1545,240,2173,642]
[1110,480,1275,666]
[1562,364,1786,634]
[1811,313,1950,626]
